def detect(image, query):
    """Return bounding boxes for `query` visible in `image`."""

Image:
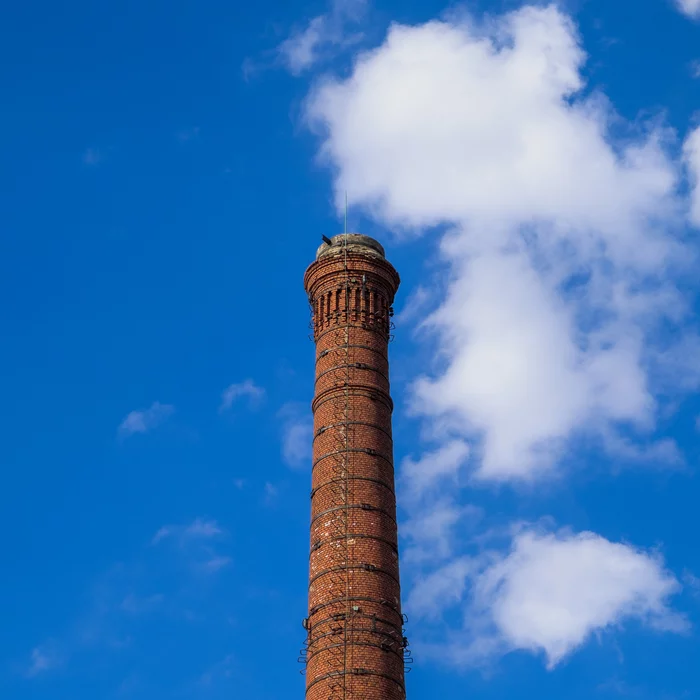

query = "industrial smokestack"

[302,233,408,700]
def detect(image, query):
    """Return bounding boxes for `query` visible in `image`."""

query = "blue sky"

[2,0,700,698]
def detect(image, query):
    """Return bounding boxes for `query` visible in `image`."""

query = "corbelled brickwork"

[302,234,406,700]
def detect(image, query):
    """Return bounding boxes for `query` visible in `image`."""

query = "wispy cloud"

[684,125,700,227]
[118,402,174,439]
[596,678,646,697]
[402,499,482,565]
[397,442,473,568]
[263,481,279,507]
[152,517,222,545]
[220,379,265,412]
[393,284,433,327]
[675,0,700,20]
[199,556,232,574]
[25,644,60,677]
[25,517,233,678]
[278,402,313,469]
[152,518,231,575]
[400,441,470,501]
[683,571,700,596]
[277,0,367,75]
[119,593,164,615]
[22,565,144,679]
[198,652,237,688]
[176,126,200,143]
[82,147,102,166]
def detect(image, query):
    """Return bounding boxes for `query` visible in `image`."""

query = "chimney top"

[316,233,385,260]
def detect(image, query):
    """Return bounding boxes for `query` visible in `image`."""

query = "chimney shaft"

[303,234,406,700]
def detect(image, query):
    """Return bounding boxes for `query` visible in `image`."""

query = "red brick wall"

[303,239,406,700]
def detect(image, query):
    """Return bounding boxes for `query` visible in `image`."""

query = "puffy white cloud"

[307,7,678,239]
[409,527,687,668]
[676,0,700,19]
[684,125,700,226]
[278,0,367,75]
[220,379,265,411]
[306,5,698,481]
[118,401,174,438]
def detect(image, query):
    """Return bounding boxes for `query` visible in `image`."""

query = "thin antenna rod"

[344,191,348,235]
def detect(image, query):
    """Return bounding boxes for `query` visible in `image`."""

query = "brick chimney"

[302,234,407,700]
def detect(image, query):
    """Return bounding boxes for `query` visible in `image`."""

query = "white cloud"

[676,0,700,19]
[402,499,482,564]
[220,379,265,411]
[393,284,432,327]
[601,430,683,467]
[278,0,367,75]
[303,5,696,672]
[306,5,699,481]
[118,402,174,438]
[408,557,476,619]
[683,125,700,226]
[278,402,313,468]
[400,441,470,500]
[283,420,313,467]
[410,527,686,668]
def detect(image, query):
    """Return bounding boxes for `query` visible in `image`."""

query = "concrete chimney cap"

[316,233,386,260]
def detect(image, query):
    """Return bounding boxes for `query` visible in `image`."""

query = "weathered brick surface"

[303,236,405,700]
